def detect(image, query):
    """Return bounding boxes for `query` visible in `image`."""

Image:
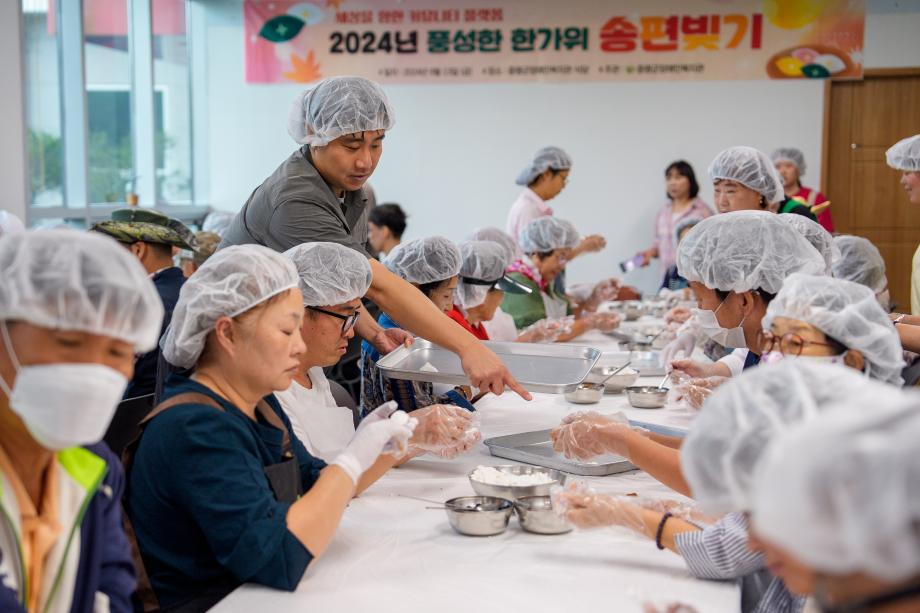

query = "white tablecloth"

[213,327,739,613]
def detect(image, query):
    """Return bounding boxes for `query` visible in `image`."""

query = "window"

[21,0,205,227]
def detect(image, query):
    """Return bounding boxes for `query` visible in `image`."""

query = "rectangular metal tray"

[376,339,601,394]
[483,429,636,476]
[598,350,666,376]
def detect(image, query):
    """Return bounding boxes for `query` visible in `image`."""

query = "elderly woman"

[448,240,530,341]
[661,211,826,379]
[771,147,833,230]
[0,230,164,612]
[709,146,814,219]
[360,236,476,414]
[831,235,890,310]
[501,217,620,341]
[278,242,479,463]
[553,362,904,613]
[751,396,920,612]
[125,245,417,609]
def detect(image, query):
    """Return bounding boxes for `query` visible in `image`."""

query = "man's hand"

[371,327,414,354]
[459,341,532,400]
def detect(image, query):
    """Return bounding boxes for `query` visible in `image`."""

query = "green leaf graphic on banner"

[259,15,305,43]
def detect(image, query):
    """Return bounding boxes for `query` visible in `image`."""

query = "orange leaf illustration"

[282,50,323,83]
[326,0,345,9]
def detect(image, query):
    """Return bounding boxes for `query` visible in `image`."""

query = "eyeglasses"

[761,330,838,357]
[307,306,360,335]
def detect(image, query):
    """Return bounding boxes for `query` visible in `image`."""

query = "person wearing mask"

[553,362,902,613]
[831,235,890,311]
[125,245,417,610]
[360,236,476,415]
[660,211,825,382]
[278,241,479,462]
[751,396,920,612]
[637,160,714,285]
[771,147,833,231]
[502,217,621,341]
[449,240,531,341]
[178,231,221,278]
[367,203,407,258]
[92,208,197,399]
[219,76,528,401]
[506,146,606,260]
[0,230,164,613]
[709,146,814,219]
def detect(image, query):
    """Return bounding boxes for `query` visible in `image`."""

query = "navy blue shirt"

[125,374,327,608]
[743,351,761,371]
[125,266,185,399]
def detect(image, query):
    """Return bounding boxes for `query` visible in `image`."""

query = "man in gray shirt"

[219,76,529,400]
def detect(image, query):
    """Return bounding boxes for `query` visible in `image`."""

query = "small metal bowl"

[586,366,639,393]
[626,385,669,409]
[444,496,514,536]
[623,340,653,352]
[515,496,572,535]
[564,382,604,404]
[469,465,567,500]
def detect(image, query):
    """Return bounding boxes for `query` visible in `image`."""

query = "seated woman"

[501,217,621,342]
[468,227,523,341]
[448,240,530,341]
[751,397,920,613]
[125,245,417,610]
[360,236,475,415]
[553,362,903,613]
[709,146,814,219]
[832,235,890,311]
[0,230,164,612]
[278,242,479,463]
[659,218,700,292]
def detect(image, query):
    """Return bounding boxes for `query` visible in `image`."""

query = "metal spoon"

[597,361,632,385]
[657,372,671,389]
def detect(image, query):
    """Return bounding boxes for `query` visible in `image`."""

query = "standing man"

[92,208,196,398]
[772,147,832,231]
[219,76,528,399]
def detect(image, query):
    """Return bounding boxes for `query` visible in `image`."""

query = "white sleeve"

[717,349,748,378]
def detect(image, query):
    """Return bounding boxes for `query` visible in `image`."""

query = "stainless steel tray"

[483,429,636,476]
[376,339,601,394]
[599,350,666,376]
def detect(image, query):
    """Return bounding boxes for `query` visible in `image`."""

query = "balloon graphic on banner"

[763,0,829,30]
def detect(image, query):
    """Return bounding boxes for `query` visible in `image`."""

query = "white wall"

[0,2,27,223]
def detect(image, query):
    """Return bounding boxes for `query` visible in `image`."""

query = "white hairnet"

[778,214,838,274]
[764,273,903,385]
[201,211,235,237]
[469,227,521,259]
[831,235,888,295]
[886,134,920,172]
[162,245,299,369]
[456,241,512,310]
[384,236,461,285]
[287,76,395,147]
[708,146,785,204]
[515,146,572,186]
[284,242,372,307]
[0,211,25,238]
[518,217,580,254]
[770,147,806,176]
[0,230,164,351]
[676,211,826,294]
[681,361,903,513]
[753,398,920,581]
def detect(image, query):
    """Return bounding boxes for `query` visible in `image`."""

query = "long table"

[213,328,739,613]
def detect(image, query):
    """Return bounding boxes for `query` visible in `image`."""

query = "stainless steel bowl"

[515,496,572,535]
[444,496,514,536]
[469,465,567,500]
[623,340,653,352]
[564,382,604,404]
[586,366,639,392]
[626,385,669,409]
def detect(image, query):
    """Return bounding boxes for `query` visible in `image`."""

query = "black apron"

[122,391,304,612]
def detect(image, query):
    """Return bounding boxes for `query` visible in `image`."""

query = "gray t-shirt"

[220,146,372,255]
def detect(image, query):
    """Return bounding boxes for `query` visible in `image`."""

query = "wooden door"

[823,68,920,312]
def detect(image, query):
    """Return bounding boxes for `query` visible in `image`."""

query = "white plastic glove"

[585,278,622,311]
[670,375,729,410]
[551,411,633,460]
[520,316,574,343]
[409,404,481,459]
[332,410,418,484]
[664,306,692,325]
[551,482,646,532]
[661,331,696,365]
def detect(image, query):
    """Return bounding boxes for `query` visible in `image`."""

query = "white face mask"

[694,298,748,349]
[0,323,128,450]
